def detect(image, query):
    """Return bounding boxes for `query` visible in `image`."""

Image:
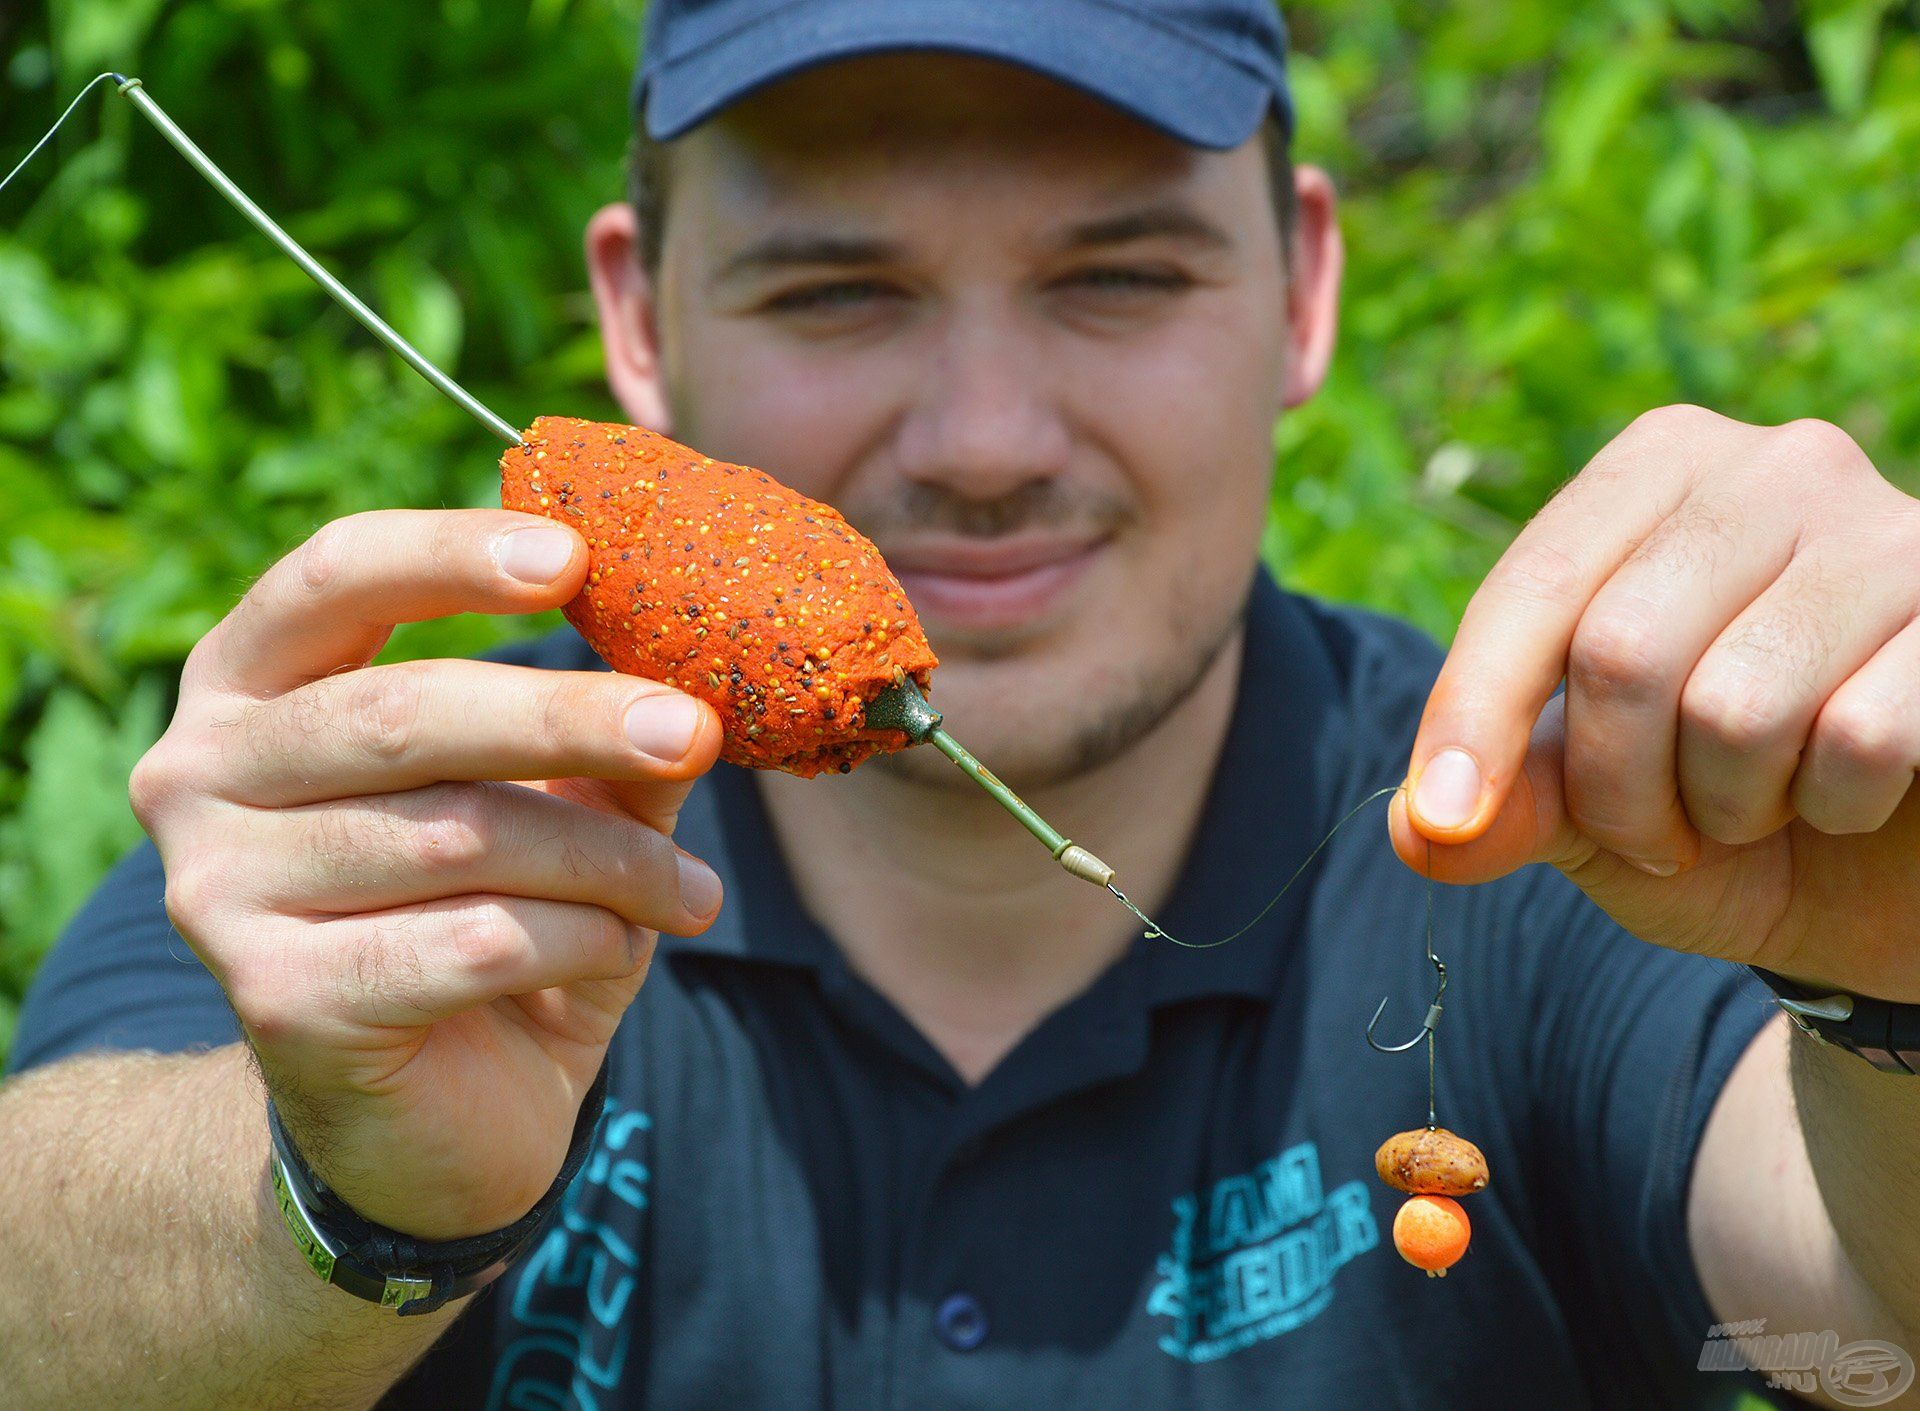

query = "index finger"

[185,509,586,701]
[1406,420,1701,841]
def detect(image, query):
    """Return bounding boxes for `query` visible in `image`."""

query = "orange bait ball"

[1392,1194,1471,1277]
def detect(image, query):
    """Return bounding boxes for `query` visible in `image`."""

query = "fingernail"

[676,853,723,920]
[497,527,575,583]
[1413,749,1483,830]
[624,695,700,763]
[1628,857,1680,878]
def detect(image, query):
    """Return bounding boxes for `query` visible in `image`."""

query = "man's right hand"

[128,509,724,1240]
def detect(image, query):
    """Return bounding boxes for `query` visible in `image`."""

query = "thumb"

[1387,697,1742,955]
[1390,693,1582,885]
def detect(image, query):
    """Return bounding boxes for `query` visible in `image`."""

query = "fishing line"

[0,72,122,197]
[1109,781,1417,949]
[1115,779,1450,1113]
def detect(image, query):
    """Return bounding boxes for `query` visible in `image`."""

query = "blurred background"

[1,0,1917,1059]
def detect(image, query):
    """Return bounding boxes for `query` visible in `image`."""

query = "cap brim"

[636,0,1282,151]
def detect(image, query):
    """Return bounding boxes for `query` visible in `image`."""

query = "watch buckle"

[1776,992,1853,1026]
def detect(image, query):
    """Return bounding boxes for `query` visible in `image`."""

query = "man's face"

[591,54,1337,787]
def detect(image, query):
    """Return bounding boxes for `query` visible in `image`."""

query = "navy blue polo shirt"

[8,570,1791,1410]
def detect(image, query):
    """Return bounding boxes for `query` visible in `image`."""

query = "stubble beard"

[873,575,1249,794]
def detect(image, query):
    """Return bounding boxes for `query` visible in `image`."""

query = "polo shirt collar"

[648,566,1358,1003]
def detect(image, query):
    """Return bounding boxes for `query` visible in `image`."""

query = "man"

[3,1,1917,1407]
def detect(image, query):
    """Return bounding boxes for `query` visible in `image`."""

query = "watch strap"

[267,1059,611,1314]
[1747,965,1920,1075]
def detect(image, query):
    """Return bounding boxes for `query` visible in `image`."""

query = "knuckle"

[1614,404,1715,461]
[444,902,520,981]
[1682,667,1786,754]
[424,511,474,582]
[406,786,496,876]
[1813,693,1907,776]
[1568,612,1669,706]
[128,746,182,825]
[341,663,429,764]
[161,858,219,934]
[1629,403,1718,439]
[1771,417,1864,474]
[540,674,603,753]
[598,816,671,897]
[584,906,636,974]
[1492,536,1587,608]
[298,516,361,596]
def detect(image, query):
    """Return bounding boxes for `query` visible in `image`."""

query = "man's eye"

[1058,266,1192,296]
[763,280,897,313]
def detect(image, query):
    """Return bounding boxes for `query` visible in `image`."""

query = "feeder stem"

[109,76,523,448]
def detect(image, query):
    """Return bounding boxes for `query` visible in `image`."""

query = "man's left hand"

[1391,404,1920,1001]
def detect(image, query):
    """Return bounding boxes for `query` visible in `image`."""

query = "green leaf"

[1806,0,1894,117]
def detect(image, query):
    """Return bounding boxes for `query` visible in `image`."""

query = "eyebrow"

[713,234,904,283]
[1056,204,1235,253]
[709,202,1234,285]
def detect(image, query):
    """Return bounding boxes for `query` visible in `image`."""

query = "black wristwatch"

[266,1060,611,1315]
[1748,966,1920,1075]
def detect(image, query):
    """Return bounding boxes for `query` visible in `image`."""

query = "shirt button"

[935,1292,988,1352]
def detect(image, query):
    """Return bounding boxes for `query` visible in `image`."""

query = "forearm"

[0,1044,468,1411]
[1790,1027,1920,1342]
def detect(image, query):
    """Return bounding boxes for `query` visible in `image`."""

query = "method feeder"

[7,75,1134,905]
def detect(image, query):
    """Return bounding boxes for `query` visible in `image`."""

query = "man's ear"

[1281,163,1342,410]
[585,202,673,433]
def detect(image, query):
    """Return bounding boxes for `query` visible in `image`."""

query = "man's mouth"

[884,535,1110,635]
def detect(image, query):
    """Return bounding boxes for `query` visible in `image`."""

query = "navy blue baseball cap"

[632,0,1293,151]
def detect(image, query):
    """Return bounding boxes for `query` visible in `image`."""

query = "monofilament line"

[0,72,123,197]
[1108,782,1411,949]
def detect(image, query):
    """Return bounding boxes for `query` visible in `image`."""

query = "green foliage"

[1,2,1917,1058]
[1269,0,1920,630]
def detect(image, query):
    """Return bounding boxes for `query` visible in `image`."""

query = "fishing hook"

[1365,955,1447,1053]
[1365,829,1449,1126]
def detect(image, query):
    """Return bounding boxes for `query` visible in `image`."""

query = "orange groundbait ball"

[501,416,938,778]
[1392,1194,1471,1277]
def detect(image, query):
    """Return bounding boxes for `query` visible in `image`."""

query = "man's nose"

[893,311,1073,499]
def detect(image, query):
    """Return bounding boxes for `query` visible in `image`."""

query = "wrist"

[264,1061,612,1315]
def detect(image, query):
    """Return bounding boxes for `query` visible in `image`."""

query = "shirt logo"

[487,1098,651,1411]
[1147,1140,1378,1363]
